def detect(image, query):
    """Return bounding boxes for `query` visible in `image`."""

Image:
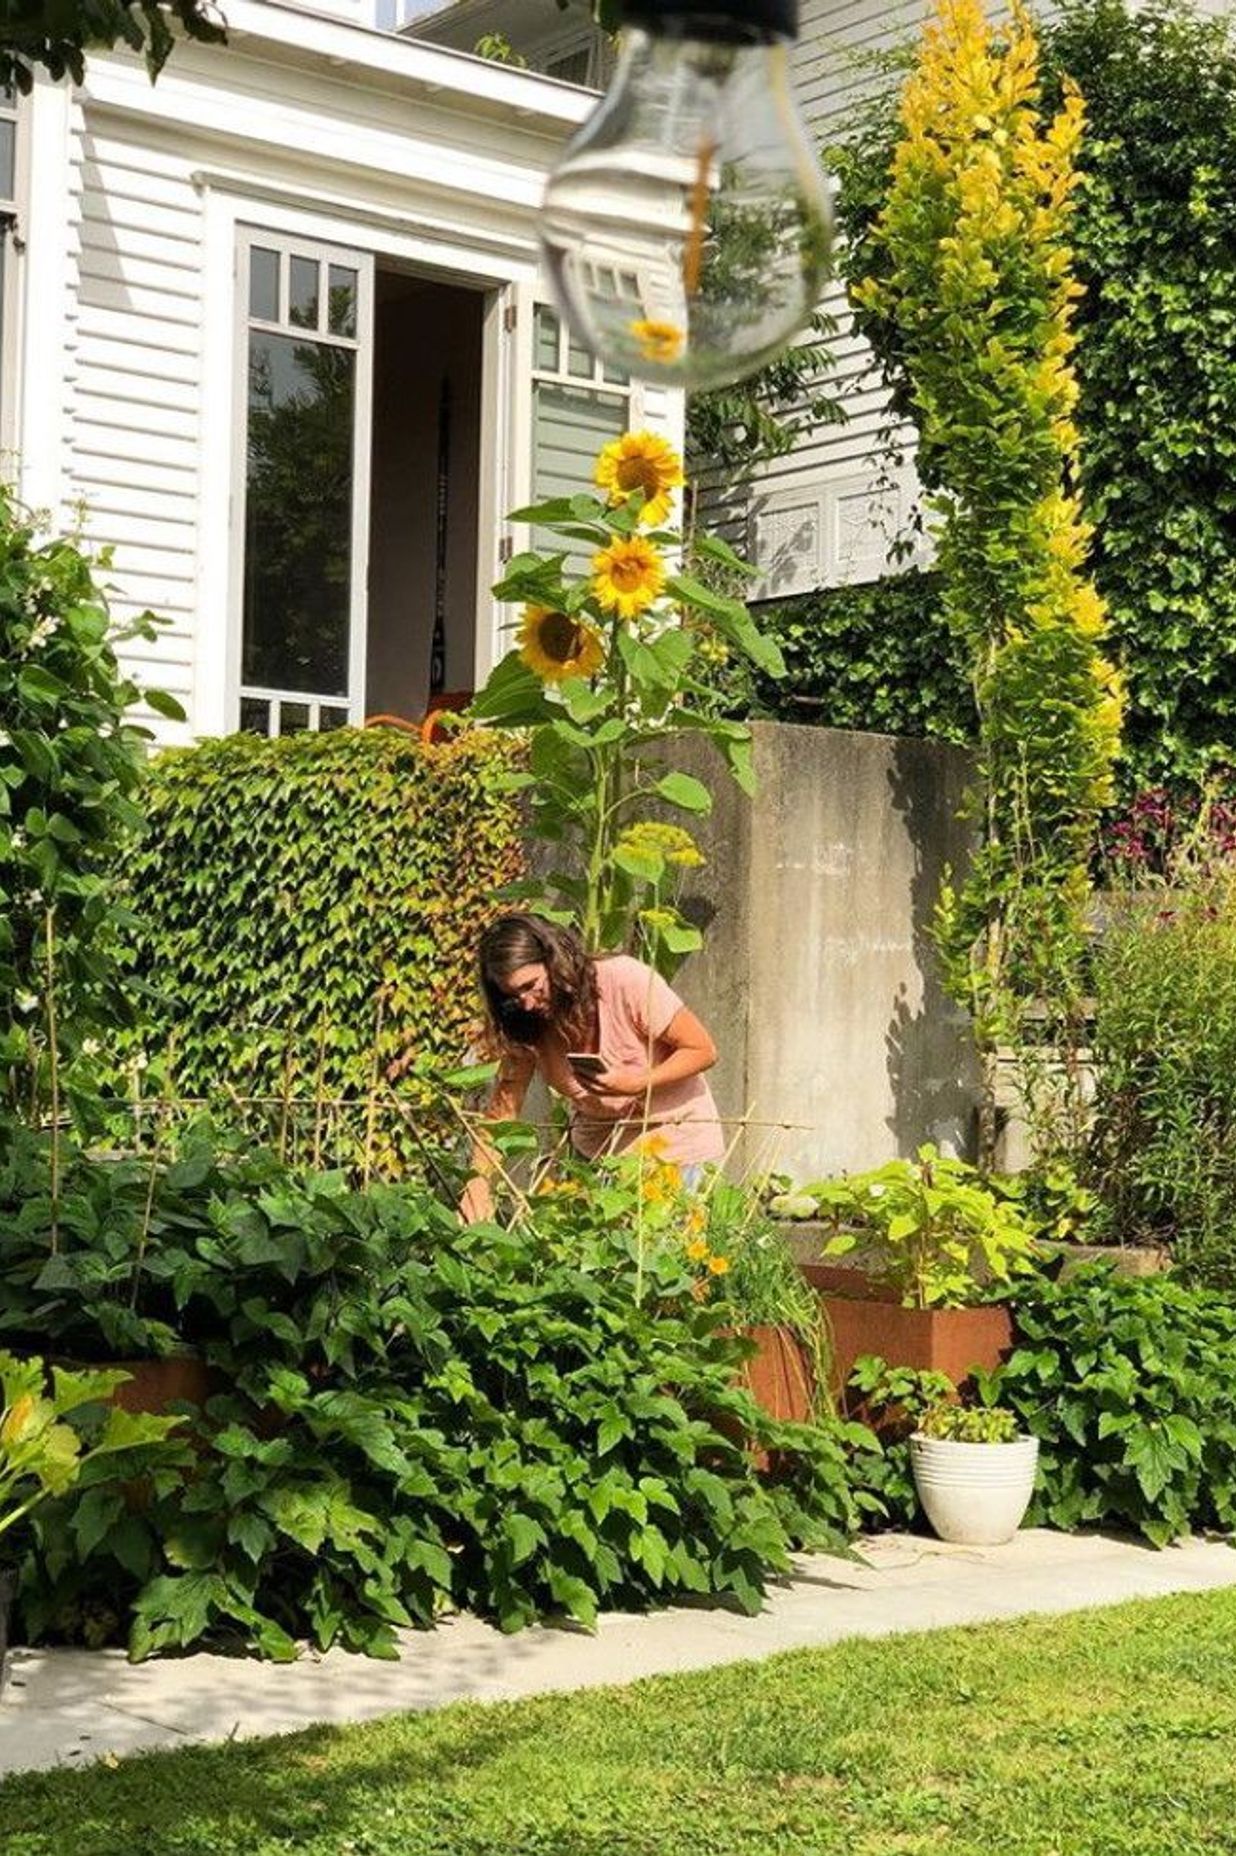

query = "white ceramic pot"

[909,1434,1040,1546]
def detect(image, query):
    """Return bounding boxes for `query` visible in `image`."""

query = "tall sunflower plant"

[469,431,784,976]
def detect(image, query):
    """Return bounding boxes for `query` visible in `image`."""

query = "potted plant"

[909,1399,1040,1546]
[698,1176,830,1428]
[0,1351,183,1688]
[792,1146,1035,1406]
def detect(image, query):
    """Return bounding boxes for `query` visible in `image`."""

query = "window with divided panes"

[237,236,370,738]
[531,302,631,569]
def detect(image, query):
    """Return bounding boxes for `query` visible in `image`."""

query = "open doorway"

[365,269,486,724]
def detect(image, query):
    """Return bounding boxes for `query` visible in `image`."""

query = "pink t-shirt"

[539,954,724,1167]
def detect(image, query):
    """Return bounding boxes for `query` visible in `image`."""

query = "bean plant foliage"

[0,492,183,1117]
[987,1262,1236,1547]
[0,1119,862,1657]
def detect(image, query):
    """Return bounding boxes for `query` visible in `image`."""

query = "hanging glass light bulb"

[540,0,831,390]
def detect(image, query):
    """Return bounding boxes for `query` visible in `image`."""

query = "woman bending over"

[460,912,723,1223]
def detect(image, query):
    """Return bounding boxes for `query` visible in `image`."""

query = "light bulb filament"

[682,136,717,299]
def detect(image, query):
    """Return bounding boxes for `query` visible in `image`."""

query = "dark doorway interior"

[366,270,485,722]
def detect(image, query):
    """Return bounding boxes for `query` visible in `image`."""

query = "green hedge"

[701,569,975,745]
[119,727,524,1169]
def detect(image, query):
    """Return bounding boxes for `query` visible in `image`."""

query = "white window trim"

[0,83,26,473]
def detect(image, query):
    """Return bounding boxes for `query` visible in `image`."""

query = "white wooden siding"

[25,7,685,742]
[729,0,932,598]
[65,115,203,720]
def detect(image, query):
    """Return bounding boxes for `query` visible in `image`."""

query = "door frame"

[195,178,534,739]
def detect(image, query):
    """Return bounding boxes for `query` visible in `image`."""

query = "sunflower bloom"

[517,606,605,683]
[592,536,665,620]
[707,1255,730,1277]
[595,430,684,526]
[629,319,685,368]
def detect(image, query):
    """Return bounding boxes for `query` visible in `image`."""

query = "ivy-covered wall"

[120,728,524,1166]
[704,569,975,746]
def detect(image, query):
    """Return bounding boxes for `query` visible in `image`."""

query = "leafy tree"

[0,0,225,90]
[686,310,844,482]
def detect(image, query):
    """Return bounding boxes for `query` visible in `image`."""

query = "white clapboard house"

[408,0,957,602]
[0,0,682,740]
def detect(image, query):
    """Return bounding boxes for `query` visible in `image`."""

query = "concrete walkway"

[3,1528,1235,1778]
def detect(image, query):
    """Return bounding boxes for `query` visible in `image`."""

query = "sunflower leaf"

[692,533,759,579]
[548,717,628,750]
[559,680,615,724]
[506,500,582,524]
[655,772,712,815]
[468,653,557,725]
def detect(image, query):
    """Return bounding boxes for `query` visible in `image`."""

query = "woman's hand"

[459,1175,495,1225]
[587,1065,651,1098]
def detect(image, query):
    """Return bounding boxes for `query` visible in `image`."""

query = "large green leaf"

[655,772,712,815]
[469,652,557,725]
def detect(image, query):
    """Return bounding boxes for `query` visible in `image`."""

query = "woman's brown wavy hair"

[478,913,599,1053]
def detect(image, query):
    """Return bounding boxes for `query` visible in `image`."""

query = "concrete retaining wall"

[666,722,979,1183]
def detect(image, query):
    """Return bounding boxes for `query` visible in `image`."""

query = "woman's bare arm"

[459,1048,537,1223]
[589,1006,717,1099]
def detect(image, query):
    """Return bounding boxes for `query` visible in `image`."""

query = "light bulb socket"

[622,1,798,44]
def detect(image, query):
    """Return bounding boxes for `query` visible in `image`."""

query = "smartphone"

[567,1052,606,1079]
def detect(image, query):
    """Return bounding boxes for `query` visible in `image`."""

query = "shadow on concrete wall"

[883,737,979,1162]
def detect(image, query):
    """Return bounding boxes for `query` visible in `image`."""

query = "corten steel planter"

[798,1264,1014,1416]
[740,1324,815,1426]
[736,1324,817,1472]
[105,1355,218,1415]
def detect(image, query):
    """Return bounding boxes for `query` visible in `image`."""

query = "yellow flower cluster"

[617,820,706,870]
[685,1236,729,1277]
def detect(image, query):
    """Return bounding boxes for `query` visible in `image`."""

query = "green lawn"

[4,1588,1236,1855]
